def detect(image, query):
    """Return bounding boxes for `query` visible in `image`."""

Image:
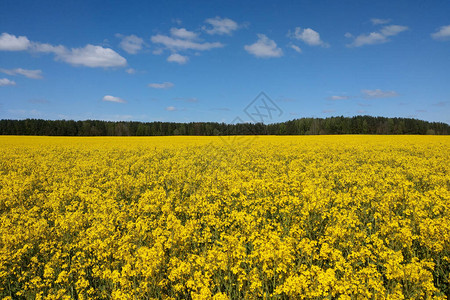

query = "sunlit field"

[1,136,449,299]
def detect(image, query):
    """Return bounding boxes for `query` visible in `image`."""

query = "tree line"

[0,116,448,136]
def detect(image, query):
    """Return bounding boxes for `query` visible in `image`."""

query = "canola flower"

[0,135,449,299]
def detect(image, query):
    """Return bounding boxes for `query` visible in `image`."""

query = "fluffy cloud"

[362,89,398,98]
[148,82,174,89]
[0,78,16,86]
[244,34,283,58]
[290,27,329,47]
[167,53,188,64]
[102,95,126,103]
[170,28,198,40]
[0,33,127,68]
[125,68,136,74]
[380,25,409,37]
[166,106,177,111]
[371,18,391,25]
[0,68,43,79]
[56,45,127,67]
[290,44,302,53]
[203,17,239,35]
[431,25,450,40]
[117,34,144,54]
[151,34,223,51]
[347,24,408,47]
[32,43,66,55]
[151,23,227,64]
[0,33,30,51]
[350,32,385,46]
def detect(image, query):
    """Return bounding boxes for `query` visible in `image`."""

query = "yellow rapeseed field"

[0,135,449,299]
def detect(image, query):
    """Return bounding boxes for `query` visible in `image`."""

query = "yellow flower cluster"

[0,135,449,299]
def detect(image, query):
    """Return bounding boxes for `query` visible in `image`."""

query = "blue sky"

[1,0,449,124]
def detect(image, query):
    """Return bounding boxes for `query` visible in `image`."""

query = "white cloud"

[102,95,126,103]
[32,42,66,55]
[203,17,239,35]
[371,18,391,25]
[344,32,353,38]
[125,68,136,74]
[362,89,398,98]
[0,33,127,68]
[431,25,450,40]
[244,34,283,58]
[117,34,144,54]
[328,95,349,100]
[166,106,177,111]
[170,28,198,40]
[0,33,30,51]
[380,25,409,37]
[290,27,329,47]
[290,44,302,53]
[148,82,174,89]
[0,68,43,79]
[351,32,386,46]
[57,45,127,67]
[347,24,408,47]
[0,78,16,86]
[151,34,223,51]
[167,53,188,64]
[151,26,226,64]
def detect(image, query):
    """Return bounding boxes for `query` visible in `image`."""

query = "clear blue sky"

[1,0,449,124]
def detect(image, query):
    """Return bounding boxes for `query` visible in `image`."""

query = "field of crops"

[0,135,449,299]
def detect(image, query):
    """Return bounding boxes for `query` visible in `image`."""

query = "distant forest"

[0,116,448,136]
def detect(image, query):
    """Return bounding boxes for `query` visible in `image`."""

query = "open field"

[0,136,449,299]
